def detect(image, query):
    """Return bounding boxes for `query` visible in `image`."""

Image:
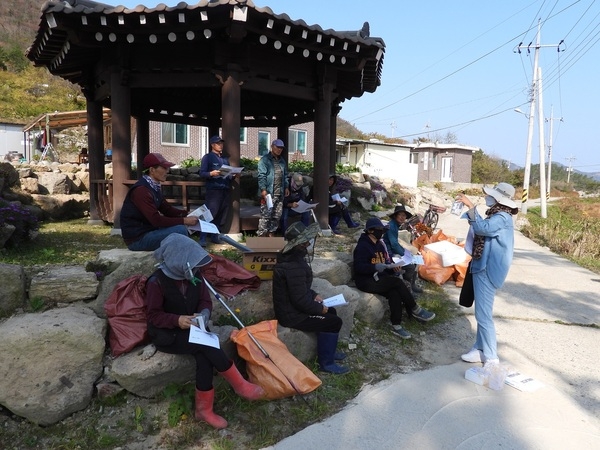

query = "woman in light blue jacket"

[456,183,518,368]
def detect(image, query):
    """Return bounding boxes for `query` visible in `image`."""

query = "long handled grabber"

[201,276,311,402]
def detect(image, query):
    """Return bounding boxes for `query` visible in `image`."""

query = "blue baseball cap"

[365,217,388,230]
[210,135,224,144]
[271,139,285,148]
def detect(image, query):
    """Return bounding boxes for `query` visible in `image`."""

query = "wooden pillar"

[110,71,132,231]
[222,71,241,234]
[330,104,340,171]
[136,117,149,179]
[313,84,334,230]
[277,124,289,167]
[87,100,105,224]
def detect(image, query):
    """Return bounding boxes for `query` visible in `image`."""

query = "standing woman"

[456,183,518,368]
[146,234,264,429]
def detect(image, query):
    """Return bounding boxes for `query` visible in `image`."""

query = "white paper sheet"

[323,293,348,307]
[188,204,213,223]
[188,319,220,349]
[187,220,220,234]
[219,165,244,178]
[292,200,318,213]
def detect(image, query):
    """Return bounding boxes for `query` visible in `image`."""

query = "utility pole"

[536,66,547,218]
[390,121,397,138]
[545,105,563,199]
[515,19,565,216]
[565,155,576,184]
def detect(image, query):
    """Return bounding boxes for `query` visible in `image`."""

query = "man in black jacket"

[272,222,349,374]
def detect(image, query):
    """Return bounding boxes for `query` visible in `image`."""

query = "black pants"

[156,328,231,391]
[291,307,343,333]
[355,275,417,325]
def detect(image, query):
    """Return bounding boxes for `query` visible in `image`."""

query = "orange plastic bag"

[230,320,322,400]
[418,248,455,285]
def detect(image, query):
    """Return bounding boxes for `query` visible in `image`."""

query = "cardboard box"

[242,237,285,280]
[424,240,467,267]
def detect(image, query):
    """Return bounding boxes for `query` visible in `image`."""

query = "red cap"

[143,153,175,169]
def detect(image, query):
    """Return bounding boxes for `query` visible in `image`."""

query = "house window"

[258,131,270,156]
[410,152,419,164]
[288,129,307,155]
[431,152,438,169]
[240,127,248,144]
[161,123,189,146]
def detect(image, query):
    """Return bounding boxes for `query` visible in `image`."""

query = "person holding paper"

[353,217,435,340]
[281,172,311,233]
[257,139,289,236]
[326,174,360,234]
[272,222,350,374]
[199,135,233,245]
[120,153,199,251]
[146,234,264,429]
[456,183,518,369]
[383,205,423,293]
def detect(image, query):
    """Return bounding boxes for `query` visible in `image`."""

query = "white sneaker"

[483,358,500,368]
[461,348,483,363]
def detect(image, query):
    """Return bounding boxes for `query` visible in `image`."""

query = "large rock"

[37,171,72,194]
[19,177,39,194]
[31,193,90,220]
[0,306,106,425]
[0,263,26,316]
[28,265,99,304]
[312,253,353,286]
[0,224,16,249]
[109,325,237,398]
[92,250,157,318]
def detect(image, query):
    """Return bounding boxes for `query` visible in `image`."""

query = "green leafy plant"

[29,296,45,312]
[0,200,39,248]
[180,157,202,168]
[133,405,144,432]
[162,383,194,427]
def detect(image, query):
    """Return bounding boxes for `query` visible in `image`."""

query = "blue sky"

[116,1,600,172]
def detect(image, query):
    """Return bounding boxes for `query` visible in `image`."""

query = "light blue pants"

[127,225,189,252]
[472,270,498,361]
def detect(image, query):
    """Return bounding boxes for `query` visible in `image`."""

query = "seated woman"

[353,217,435,340]
[327,174,360,234]
[272,222,349,374]
[383,205,423,293]
[146,234,264,429]
[281,172,311,233]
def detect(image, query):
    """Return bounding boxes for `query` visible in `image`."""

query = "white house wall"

[355,144,418,188]
[1,123,25,157]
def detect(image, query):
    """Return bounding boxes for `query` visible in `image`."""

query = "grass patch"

[0,218,126,266]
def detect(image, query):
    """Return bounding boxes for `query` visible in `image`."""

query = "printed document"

[292,200,318,213]
[188,204,213,223]
[323,294,348,307]
[187,220,219,234]
[219,165,243,178]
[189,318,220,349]
[331,193,349,205]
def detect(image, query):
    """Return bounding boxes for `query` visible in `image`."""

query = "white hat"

[483,182,517,209]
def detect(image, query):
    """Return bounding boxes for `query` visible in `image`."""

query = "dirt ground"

[0,224,474,450]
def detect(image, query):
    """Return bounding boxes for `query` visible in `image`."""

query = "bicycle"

[421,204,446,231]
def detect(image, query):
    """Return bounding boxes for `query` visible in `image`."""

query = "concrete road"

[265,206,600,450]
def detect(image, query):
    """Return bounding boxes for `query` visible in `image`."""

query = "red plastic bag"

[104,275,149,357]
[202,254,261,297]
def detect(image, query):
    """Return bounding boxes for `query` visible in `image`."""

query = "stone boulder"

[0,306,106,425]
[0,224,16,249]
[91,250,157,318]
[312,252,353,286]
[31,193,90,220]
[0,263,26,317]
[28,265,99,304]
[20,177,39,194]
[108,325,237,398]
[37,171,72,195]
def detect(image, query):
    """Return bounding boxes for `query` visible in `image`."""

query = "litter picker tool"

[201,276,310,402]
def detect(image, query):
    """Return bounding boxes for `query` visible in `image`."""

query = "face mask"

[306,237,316,254]
[371,229,384,240]
[485,195,497,207]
